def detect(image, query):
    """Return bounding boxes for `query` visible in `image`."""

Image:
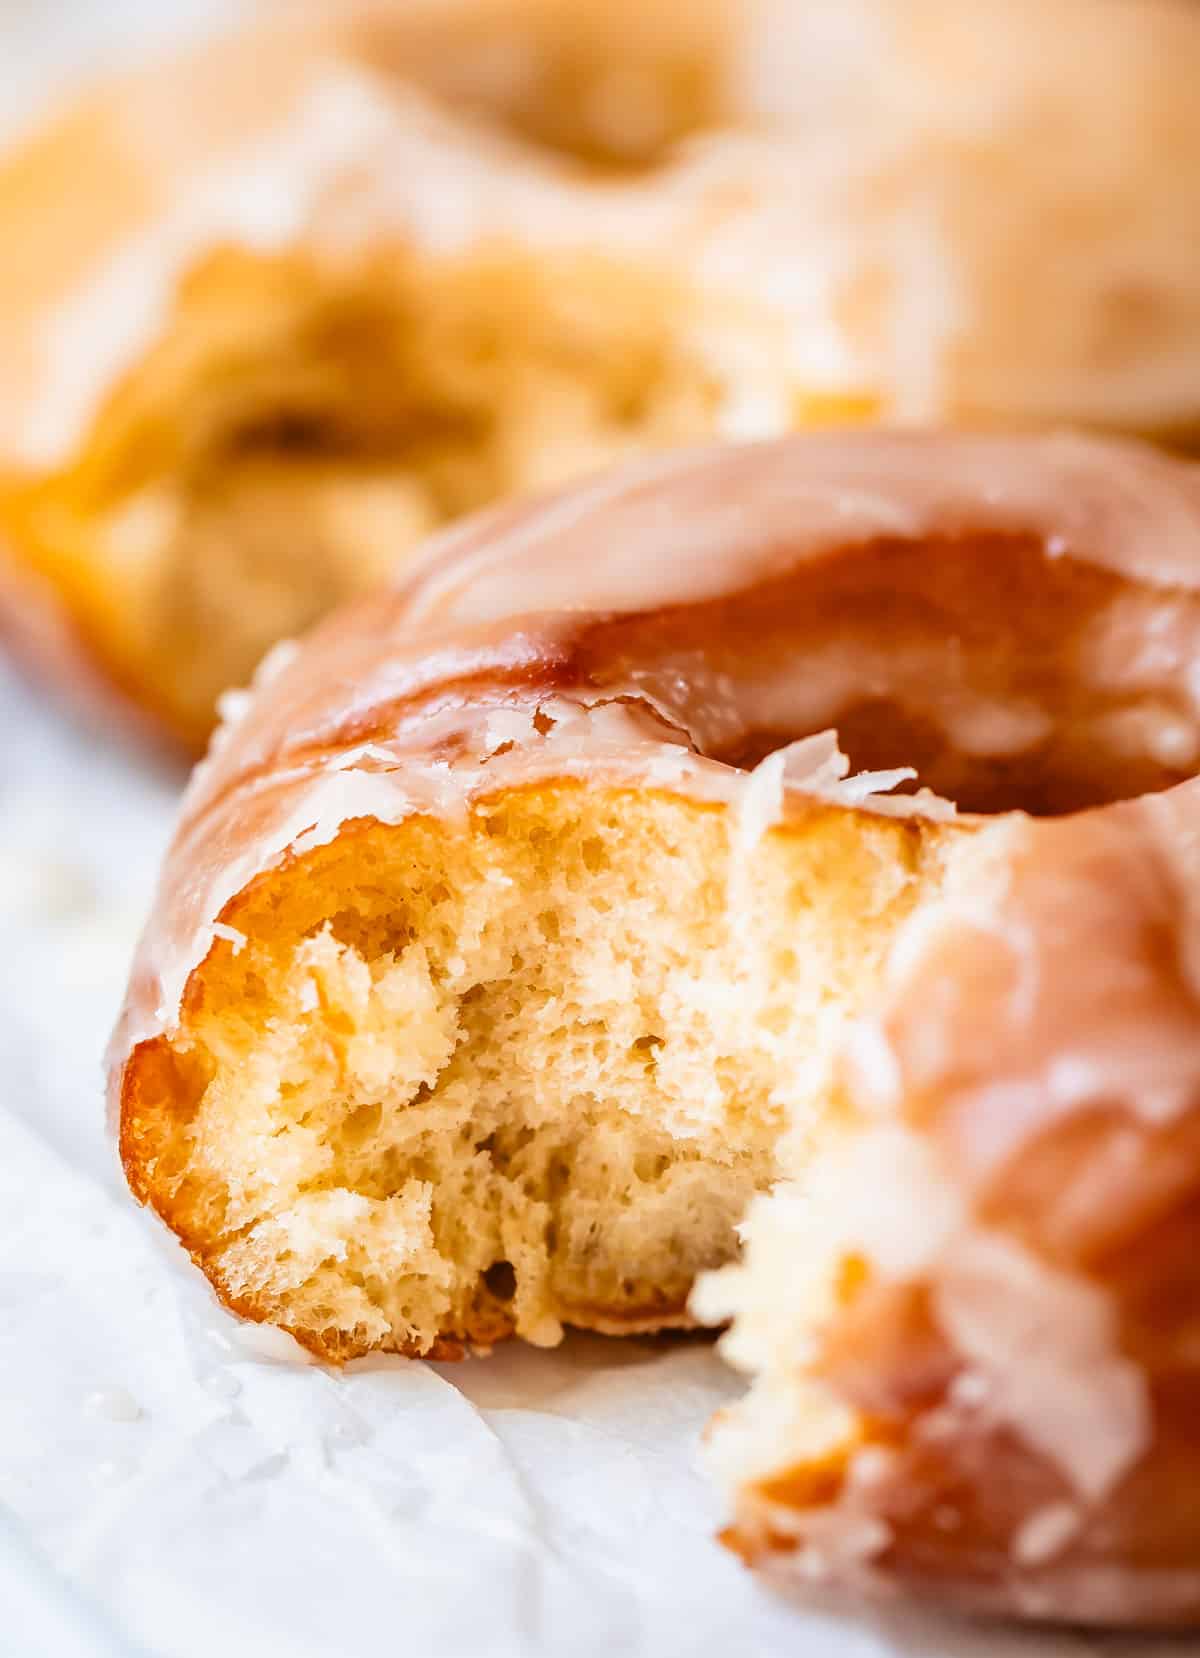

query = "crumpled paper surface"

[0,665,1184,1658]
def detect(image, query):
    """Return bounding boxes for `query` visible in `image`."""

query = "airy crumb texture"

[121,784,961,1360]
[695,828,1012,1495]
[3,249,805,749]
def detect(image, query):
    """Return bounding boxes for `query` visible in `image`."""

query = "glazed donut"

[111,428,1200,1631]
[6,0,1200,751]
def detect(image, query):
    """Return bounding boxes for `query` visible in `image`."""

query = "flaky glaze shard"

[112,429,1200,1622]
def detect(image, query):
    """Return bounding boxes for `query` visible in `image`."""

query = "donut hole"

[120,784,965,1359]
[590,532,1200,817]
[826,695,1193,818]
[482,1260,517,1302]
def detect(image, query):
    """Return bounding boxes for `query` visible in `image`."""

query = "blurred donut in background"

[1,0,1199,751]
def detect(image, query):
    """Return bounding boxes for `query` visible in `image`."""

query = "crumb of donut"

[3,248,812,749]
[120,784,965,1360]
[693,824,1016,1543]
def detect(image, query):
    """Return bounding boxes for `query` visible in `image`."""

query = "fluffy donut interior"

[121,785,962,1360]
[2,247,808,747]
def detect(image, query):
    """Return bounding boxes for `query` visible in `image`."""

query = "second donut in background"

[2,0,1200,750]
